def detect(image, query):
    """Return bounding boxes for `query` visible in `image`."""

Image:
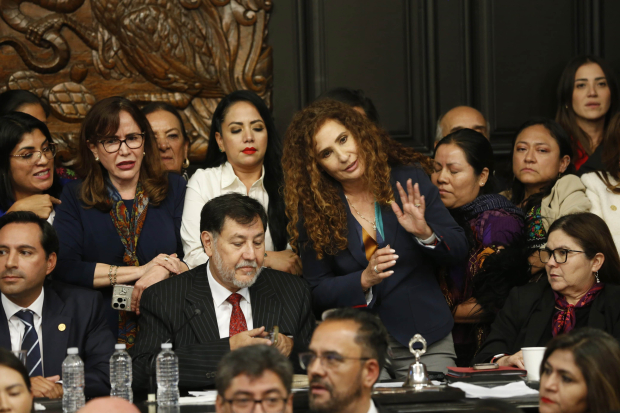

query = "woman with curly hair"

[282,99,468,376]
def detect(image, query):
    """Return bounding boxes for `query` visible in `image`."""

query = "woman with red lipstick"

[432,129,523,366]
[53,97,188,345]
[539,328,620,413]
[142,102,191,178]
[474,213,620,370]
[556,56,619,175]
[504,119,590,281]
[181,90,300,275]
[0,112,63,222]
[283,99,469,376]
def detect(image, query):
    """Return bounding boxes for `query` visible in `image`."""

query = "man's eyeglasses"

[10,144,57,164]
[223,397,288,413]
[298,352,370,370]
[94,133,145,153]
[538,248,585,264]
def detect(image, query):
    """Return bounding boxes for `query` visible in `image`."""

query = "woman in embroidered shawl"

[53,97,188,345]
[432,129,524,366]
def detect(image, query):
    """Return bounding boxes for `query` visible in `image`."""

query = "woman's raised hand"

[8,194,61,219]
[391,179,433,239]
[361,245,398,290]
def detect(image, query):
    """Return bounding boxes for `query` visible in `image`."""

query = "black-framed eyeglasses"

[223,396,288,413]
[94,133,145,153]
[538,248,586,264]
[298,352,370,370]
[10,143,57,164]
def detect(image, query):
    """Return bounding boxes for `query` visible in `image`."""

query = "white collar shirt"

[367,399,378,413]
[181,162,274,269]
[206,260,253,338]
[2,289,45,375]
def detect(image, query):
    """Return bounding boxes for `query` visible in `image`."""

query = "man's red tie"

[227,293,248,337]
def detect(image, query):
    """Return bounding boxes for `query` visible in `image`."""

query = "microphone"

[167,307,202,345]
[149,308,202,399]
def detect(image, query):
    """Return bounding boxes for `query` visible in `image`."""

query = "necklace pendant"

[372,223,377,230]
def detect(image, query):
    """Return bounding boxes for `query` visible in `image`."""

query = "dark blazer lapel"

[0,299,11,349]
[523,286,555,346]
[41,285,71,376]
[184,267,220,344]
[250,273,279,332]
[339,191,371,268]
[587,287,607,329]
[382,175,404,248]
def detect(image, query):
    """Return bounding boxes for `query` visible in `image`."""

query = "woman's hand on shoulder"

[264,250,303,276]
[391,179,433,239]
[132,253,186,314]
[361,245,398,290]
[8,194,61,219]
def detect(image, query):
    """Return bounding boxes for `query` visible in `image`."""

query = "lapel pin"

[58,323,66,332]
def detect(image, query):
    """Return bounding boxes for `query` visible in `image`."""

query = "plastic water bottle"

[156,343,179,406]
[110,343,133,402]
[62,347,85,413]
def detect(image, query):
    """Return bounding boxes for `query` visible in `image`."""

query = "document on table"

[181,390,218,405]
[449,381,539,399]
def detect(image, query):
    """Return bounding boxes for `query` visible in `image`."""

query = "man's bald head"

[78,397,140,413]
[435,106,489,144]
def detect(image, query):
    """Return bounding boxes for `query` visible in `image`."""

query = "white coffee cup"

[522,347,546,381]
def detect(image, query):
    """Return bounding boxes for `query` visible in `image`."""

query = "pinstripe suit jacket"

[131,263,315,390]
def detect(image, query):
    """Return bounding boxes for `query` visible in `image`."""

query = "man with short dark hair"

[303,308,388,413]
[132,193,315,390]
[0,211,115,399]
[435,106,490,145]
[216,345,293,413]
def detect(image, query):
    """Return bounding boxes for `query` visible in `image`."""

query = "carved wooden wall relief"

[0,0,273,164]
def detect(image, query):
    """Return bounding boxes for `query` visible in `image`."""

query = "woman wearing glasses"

[142,102,192,178]
[0,112,63,222]
[53,97,188,344]
[474,212,620,367]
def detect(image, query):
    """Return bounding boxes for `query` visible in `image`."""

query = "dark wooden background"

[270,0,620,162]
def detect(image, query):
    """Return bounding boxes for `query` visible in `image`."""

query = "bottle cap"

[67,347,79,355]
[115,344,127,350]
[161,343,173,349]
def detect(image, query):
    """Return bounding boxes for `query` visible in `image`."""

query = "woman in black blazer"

[475,213,620,367]
[282,99,468,376]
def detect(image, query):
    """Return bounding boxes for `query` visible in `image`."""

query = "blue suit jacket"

[0,281,115,397]
[299,165,468,346]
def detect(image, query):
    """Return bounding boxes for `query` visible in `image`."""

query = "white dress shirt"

[206,261,253,338]
[367,399,378,413]
[2,289,45,375]
[181,162,274,269]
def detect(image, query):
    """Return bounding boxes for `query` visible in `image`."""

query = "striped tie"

[15,310,43,377]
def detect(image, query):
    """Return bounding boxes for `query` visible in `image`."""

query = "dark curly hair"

[283,99,432,259]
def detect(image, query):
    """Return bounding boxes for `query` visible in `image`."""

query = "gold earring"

[183,158,190,169]
[95,155,99,162]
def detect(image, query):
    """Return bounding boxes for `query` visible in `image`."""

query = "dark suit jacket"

[299,165,468,347]
[130,264,316,390]
[0,281,115,397]
[474,280,620,364]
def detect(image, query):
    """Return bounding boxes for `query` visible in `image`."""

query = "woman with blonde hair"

[282,99,468,376]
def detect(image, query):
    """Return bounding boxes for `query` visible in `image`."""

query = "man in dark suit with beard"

[131,193,315,390]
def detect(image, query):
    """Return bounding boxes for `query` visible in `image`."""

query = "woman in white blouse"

[582,112,620,251]
[181,90,302,274]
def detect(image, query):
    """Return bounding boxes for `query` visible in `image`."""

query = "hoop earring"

[595,271,600,283]
[183,158,190,169]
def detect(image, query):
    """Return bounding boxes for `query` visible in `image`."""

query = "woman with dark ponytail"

[180,90,300,275]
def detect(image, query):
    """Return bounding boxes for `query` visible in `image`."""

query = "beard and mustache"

[212,242,264,289]
[308,374,363,413]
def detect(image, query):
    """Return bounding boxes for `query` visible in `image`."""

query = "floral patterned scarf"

[107,179,149,347]
[552,283,604,337]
